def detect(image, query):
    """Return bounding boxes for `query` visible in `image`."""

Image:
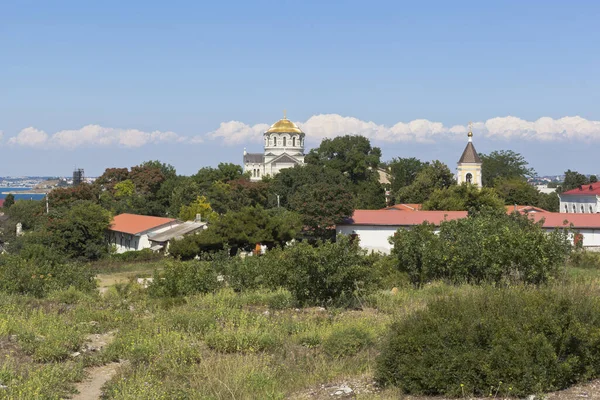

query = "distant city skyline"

[1,1,599,176]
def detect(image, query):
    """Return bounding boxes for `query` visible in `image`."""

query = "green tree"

[45,201,111,260]
[590,175,598,183]
[306,135,381,184]
[480,150,535,186]
[6,200,45,230]
[387,157,427,193]
[493,177,541,206]
[561,169,589,192]
[396,160,455,204]
[538,192,560,212]
[95,168,130,193]
[289,182,354,239]
[194,163,246,187]
[3,194,15,209]
[114,179,135,199]
[129,164,165,195]
[179,196,213,221]
[423,183,505,212]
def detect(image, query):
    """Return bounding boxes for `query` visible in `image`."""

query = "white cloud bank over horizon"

[4,115,600,149]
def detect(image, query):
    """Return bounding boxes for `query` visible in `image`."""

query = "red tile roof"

[341,210,600,230]
[109,213,177,235]
[527,213,600,230]
[562,182,600,196]
[341,210,468,226]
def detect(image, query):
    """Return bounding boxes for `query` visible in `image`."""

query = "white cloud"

[7,115,600,150]
[205,114,600,145]
[206,121,270,144]
[8,127,50,147]
[8,125,188,149]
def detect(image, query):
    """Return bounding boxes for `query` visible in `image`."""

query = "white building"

[243,113,306,182]
[107,214,179,253]
[456,125,483,186]
[559,182,600,213]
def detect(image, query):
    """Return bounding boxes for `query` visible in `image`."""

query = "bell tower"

[457,122,482,186]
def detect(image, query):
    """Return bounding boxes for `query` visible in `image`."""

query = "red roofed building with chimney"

[559,182,600,214]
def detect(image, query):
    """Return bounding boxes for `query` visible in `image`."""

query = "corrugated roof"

[148,221,206,242]
[458,142,482,164]
[561,182,600,196]
[109,213,177,235]
[244,153,264,164]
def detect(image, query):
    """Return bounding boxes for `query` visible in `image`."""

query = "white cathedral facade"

[243,114,306,181]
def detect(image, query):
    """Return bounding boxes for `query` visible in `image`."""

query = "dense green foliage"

[0,254,96,297]
[395,160,455,203]
[153,236,380,307]
[480,150,535,186]
[3,193,15,209]
[390,212,571,285]
[423,183,505,212]
[376,286,600,396]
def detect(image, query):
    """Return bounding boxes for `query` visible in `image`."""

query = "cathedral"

[243,113,306,181]
[456,124,482,186]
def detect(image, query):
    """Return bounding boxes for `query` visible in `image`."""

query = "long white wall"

[107,223,180,253]
[339,224,600,254]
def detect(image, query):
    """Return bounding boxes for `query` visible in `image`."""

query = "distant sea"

[0,188,46,201]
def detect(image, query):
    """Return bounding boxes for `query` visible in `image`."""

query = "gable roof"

[339,210,468,226]
[148,221,206,242]
[243,153,264,164]
[109,213,177,235]
[505,205,548,214]
[561,182,600,196]
[270,153,300,164]
[458,142,482,164]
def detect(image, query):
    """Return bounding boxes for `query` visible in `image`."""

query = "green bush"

[569,250,600,269]
[0,255,96,297]
[390,212,572,285]
[111,248,161,262]
[147,260,221,297]
[376,285,600,396]
[323,326,374,358]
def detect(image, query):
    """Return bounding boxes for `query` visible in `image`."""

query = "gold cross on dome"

[283,109,287,119]
[468,121,473,132]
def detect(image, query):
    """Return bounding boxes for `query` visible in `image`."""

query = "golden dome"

[266,118,304,134]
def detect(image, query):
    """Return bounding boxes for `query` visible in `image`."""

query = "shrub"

[390,212,572,286]
[376,285,600,396]
[111,248,161,262]
[569,250,600,269]
[0,255,96,297]
[323,326,374,358]
[147,260,221,297]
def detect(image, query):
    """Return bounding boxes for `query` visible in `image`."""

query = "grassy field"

[0,261,599,399]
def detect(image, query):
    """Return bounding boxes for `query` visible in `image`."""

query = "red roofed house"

[337,209,600,253]
[337,210,468,253]
[108,213,179,253]
[559,182,600,214]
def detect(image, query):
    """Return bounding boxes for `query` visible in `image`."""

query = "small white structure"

[559,183,600,214]
[107,214,179,253]
[243,112,306,181]
[456,124,483,187]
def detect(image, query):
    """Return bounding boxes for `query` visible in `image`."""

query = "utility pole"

[276,194,280,208]
[46,195,49,214]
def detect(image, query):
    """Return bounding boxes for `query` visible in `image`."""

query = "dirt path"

[71,362,122,400]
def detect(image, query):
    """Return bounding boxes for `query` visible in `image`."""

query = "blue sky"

[1,0,599,177]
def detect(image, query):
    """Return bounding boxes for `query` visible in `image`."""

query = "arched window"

[264,137,268,146]
[283,137,287,147]
[272,136,277,146]
[590,205,593,213]
[564,204,568,212]
[573,204,577,213]
[581,205,585,213]
[465,173,472,184]
[292,137,296,147]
